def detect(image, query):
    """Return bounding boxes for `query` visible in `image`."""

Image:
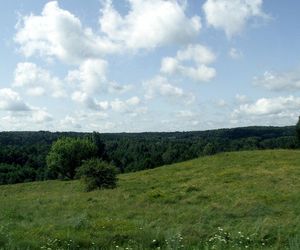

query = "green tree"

[46,137,97,180]
[90,132,107,159]
[203,142,217,156]
[77,158,118,191]
[296,116,300,144]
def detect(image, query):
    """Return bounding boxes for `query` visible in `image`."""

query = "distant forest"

[0,126,298,185]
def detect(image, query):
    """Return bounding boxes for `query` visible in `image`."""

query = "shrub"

[77,158,118,191]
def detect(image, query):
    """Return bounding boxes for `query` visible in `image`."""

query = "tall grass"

[0,150,299,249]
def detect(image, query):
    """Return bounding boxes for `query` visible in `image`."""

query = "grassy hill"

[0,150,299,249]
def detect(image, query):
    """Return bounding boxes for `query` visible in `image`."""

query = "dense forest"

[0,126,298,185]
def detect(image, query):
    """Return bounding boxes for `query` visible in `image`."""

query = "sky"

[1,0,300,132]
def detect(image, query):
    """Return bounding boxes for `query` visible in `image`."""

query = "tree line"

[0,125,298,185]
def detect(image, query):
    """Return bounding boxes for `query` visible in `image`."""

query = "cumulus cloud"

[15,1,118,64]
[216,99,227,107]
[67,59,108,95]
[59,115,82,130]
[108,82,132,94]
[176,110,194,118]
[0,88,31,111]
[72,90,142,114]
[254,70,300,91]
[15,0,202,63]
[58,112,122,132]
[229,47,243,59]
[235,94,248,104]
[99,0,201,50]
[111,96,141,113]
[232,96,300,118]
[13,62,66,97]
[1,108,53,130]
[203,0,268,37]
[0,88,53,129]
[31,108,53,123]
[161,44,216,82]
[143,75,195,104]
[67,58,131,98]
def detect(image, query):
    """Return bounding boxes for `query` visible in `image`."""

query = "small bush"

[77,158,118,191]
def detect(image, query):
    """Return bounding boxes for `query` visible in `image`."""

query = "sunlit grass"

[0,150,300,249]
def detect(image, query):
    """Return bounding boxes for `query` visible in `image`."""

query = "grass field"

[0,150,300,249]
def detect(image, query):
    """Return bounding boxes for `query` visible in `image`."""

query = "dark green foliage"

[296,116,300,143]
[0,163,36,185]
[46,137,97,180]
[90,132,107,159]
[0,126,298,185]
[77,158,117,191]
[203,142,217,156]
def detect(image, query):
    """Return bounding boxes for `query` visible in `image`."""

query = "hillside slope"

[0,150,300,249]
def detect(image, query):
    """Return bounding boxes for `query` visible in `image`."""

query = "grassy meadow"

[0,150,300,249]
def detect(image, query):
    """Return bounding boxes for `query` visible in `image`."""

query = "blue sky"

[1,0,300,132]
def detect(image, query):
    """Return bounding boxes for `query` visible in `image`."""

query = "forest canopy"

[0,126,297,185]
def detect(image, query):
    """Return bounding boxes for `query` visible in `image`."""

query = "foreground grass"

[0,150,300,249]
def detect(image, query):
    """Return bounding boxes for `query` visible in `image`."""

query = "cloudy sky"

[1,0,300,132]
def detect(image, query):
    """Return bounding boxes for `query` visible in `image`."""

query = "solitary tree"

[46,137,97,180]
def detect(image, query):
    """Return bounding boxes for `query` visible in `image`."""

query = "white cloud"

[161,44,216,82]
[15,0,201,63]
[110,96,141,113]
[58,112,120,132]
[176,44,215,65]
[0,89,53,130]
[254,70,300,91]
[108,82,132,94]
[143,75,195,104]
[176,110,194,118]
[99,0,201,50]
[229,47,243,59]
[126,96,140,106]
[15,1,118,64]
[31,108,53,123]
[233,96,300,117]
[67,58,131,98]
[160,57,179,75]
[0,87,53,125]
[67,59,108,95]
[0,112,52,131]
[216,99,227,107]
[0,88,31,111]
[71,90,142,114]
[59,115,82,130]
[13,62,66,97]
[235,94,248,104]
[203,0,268,37]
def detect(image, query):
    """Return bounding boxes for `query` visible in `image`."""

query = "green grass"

[0,150,300,249]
